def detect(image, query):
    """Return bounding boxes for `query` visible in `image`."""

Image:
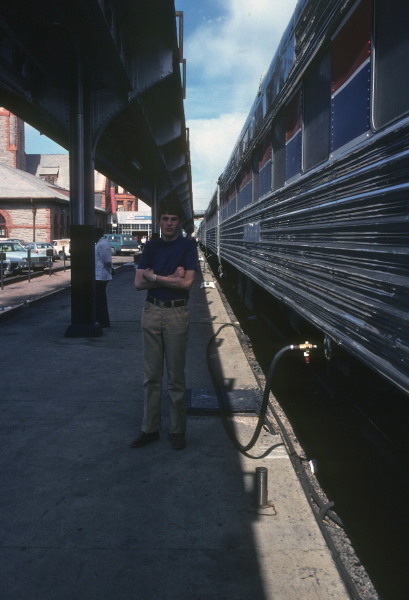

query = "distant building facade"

[113,209,152,239]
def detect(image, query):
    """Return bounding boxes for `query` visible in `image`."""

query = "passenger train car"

[198,0,409,396]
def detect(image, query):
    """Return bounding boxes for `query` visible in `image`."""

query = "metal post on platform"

[46,248,53,276]
[0,252,5,290]
[27,249,31,283]
[31,200,36,242]
[255,467,269,508]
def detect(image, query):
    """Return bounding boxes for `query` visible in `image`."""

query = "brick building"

[0,161,70,241]
[0,108,150,242]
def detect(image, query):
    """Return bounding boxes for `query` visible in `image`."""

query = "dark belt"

[146,296,187,308]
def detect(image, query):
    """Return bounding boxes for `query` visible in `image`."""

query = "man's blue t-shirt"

[138,236,198,301]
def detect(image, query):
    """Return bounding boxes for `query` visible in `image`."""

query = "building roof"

[26,153,70,188]
[25,153,106,192]
[0,162,70,201]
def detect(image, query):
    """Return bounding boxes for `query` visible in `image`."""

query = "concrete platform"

[0,253,351,599]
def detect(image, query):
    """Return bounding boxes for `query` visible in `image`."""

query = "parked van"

[51,239,71,260]
[103,234,140,255]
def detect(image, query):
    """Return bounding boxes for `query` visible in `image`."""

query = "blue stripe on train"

[332,64,370,152]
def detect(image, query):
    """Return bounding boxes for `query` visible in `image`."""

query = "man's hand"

[143,266,185,282]
[136,265,194,291]
[173,266,185,278]
[143,268,156,282]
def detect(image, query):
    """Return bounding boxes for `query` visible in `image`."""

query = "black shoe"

[171,433,186,450]
[130,431,159,448]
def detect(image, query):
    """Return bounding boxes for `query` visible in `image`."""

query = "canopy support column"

[65,51,102,338]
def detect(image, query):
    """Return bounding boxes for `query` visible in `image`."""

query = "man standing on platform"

[131,201,198,450]
[95,228,113,328]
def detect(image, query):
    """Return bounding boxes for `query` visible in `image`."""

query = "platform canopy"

[0,0,193,233]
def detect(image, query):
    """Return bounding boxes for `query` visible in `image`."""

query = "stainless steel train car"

[198,0,409,396]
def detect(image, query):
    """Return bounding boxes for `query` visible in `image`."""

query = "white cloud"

[186,0,296,112]
[188,113,247,210]
[185,0,298,211]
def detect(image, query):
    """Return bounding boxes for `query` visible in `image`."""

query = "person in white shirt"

[95,228,113,328]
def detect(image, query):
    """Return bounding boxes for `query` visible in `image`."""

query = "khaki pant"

[141,301,190,434]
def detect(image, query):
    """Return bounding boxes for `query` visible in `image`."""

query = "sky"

[25,0,297,212]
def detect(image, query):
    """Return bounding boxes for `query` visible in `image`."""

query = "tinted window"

[303,50,331,171]
[272,113,286,191]
[373,0,409,129]
[331,0,371,151]
[285,89,302,180]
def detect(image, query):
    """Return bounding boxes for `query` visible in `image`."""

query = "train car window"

[238,161,252,211]
[266,59,284,111]
[272,113,286,191]
[241,128,249,153]
[373,0,409,129]
[258,134,272,197]
[331,0,371,152]
[252,152,259,203]
[221,194,228,222]
[303,50,331,171]
[282,36,295,82]
[254,101,262,131]
[285,89,302,180]
[227,183,237,218]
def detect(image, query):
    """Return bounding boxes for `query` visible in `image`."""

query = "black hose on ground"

[206,323,308,456]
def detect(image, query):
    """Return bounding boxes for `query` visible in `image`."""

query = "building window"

[41,174,57,184]
[0,214,6,237]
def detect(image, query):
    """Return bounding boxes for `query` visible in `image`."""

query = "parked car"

[0,241,28,276]
[25,242,57,262]
[2,238,27,246]
[103,234,141,255]
[51,239,71,260]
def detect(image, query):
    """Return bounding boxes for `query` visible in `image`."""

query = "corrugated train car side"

[198,0,409,395]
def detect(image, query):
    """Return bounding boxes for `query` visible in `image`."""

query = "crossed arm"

[134,266,195,292]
